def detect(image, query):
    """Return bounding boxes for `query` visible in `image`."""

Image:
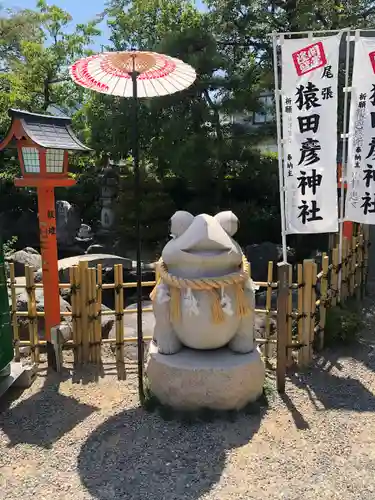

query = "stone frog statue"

[150,210,258,355]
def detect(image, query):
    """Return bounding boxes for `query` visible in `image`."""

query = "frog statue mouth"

[182,249,231,256]
[181,239,232,257]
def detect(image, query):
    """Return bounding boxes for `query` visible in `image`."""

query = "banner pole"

[272,32,288,262]
[338,29,352,300]
[268,28,375,38]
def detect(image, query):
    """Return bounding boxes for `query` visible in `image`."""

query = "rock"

[244,242,295,281]
[55,200,81,247]
[108,301,154,359]
[14,290,116,343]
[101,304,115,339]
[101,268,155,309]
[19,346,32,356]
[57,322,72,343]
[108,301,155,343]
[256,284,320,311]
[60,287,71,304]
[146,344,265,410]
[76,223,93,242]
[23,247,40,255]
[5,248,42,277]
[34,254,155,311]
[254,313,277,339]
[256,290,278,310]
[15,289,72,341]
[34,254,133,284]
[86,244,107,255]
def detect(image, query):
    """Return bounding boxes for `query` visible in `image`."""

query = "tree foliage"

[0,1,101,245]
[0,0,100,135]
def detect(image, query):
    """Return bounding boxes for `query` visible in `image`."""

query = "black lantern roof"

[0,109,92,151]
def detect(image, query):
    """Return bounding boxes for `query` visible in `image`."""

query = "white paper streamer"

[155,284,170,304]
[220,286,234,316]
[184,288,199,316]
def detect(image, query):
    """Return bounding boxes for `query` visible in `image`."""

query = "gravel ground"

[2,293,375,500]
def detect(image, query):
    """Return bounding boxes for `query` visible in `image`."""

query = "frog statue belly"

[150,210,257,355]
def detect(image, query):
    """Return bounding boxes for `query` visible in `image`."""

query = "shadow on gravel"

[77,406,266,500]
[280,392,310,430]
[289,348,375,413]
[0,368,98,449]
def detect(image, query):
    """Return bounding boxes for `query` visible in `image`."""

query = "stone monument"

[146,210,265,411]
[98,160,119,235]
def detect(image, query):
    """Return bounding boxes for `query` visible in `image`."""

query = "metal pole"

[272,33,288,262]
[131,63,145,404]
[338,29,352,299]
[268,28,375,37]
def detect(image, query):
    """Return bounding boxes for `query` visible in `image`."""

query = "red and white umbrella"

[69,50,196,98]
[69,50,196,400]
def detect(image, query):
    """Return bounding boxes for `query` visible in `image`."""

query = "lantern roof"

[0,109,92,152]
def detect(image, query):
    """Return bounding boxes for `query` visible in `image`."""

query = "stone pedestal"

[146,342,265,411]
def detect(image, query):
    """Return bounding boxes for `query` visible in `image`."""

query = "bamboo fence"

[7,225,370,391]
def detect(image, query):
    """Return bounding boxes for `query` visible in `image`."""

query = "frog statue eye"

[214,211,239,236]
[169,211,194,239]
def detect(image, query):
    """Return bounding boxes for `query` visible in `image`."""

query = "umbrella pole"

[131,69,145,405]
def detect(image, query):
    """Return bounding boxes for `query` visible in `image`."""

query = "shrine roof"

[0,109,92,152]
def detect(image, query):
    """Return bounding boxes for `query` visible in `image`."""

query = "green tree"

[0,6,40,70]
[88,1,268,191]
[0,2,101,246]
[80,0,279,250]
[0,0,101,134]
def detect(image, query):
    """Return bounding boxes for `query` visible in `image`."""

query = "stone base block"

[0,362,37,398]
[145,342,265,411]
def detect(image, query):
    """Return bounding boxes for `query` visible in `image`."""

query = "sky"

[4,0,207,51]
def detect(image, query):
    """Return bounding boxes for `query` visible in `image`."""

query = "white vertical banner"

[346,36,375,223]
[281,34,341,234]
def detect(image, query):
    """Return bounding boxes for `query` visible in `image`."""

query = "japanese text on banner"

[346,36,375,223]
[281,34,341,234]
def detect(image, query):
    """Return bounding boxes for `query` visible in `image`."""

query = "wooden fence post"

[73,265,82,364]
[25,265,39,364]
[277,262,290,393]
[346,237,352,299]
[310,261,317,361]
[331,246,339,308]
[350,236,357,297]
[318,254,329,351]
[286,265,293,367]
[264,261,273,361]
[357,233,364,301]
[79,261,89,364]
[297,263,303,361]
[87,268,96,363]
[114,264,126,380]
[340,237,348,304]
[300,259,313,368]
[363,224,370,294]
[69,266,78,365]
[95,264,103,365]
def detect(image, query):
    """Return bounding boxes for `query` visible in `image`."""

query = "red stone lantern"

[0,109,91,366]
